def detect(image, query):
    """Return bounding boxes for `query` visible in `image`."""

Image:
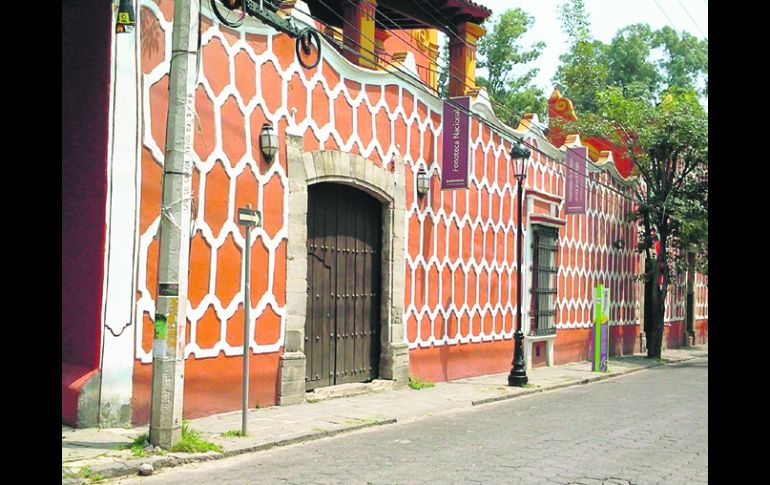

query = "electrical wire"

[307,10,684,230]
[330,0,654,204]
[675,0,707,38]
[348,0,546,145]
[304,0,636,201]
[367,1,703,226]
[653,0,680,31]
[208,2,688,226]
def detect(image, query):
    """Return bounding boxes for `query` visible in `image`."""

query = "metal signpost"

[237,204,261,436]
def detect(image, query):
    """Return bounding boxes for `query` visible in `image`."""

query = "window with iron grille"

[530,225,559,336]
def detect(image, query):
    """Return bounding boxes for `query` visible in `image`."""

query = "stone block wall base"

[78,370,101,428]
[379,342,409,386]
[278,352,307,406]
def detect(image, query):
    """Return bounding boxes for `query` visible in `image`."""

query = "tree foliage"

[553,0,708,112]
[552,0,608,113]
[557,86,708,358]
[551,0,708,357]
[475,8,547,123]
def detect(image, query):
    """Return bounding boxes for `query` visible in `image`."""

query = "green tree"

[558,87,707,358]
[475,8,547,123]
[552,0,608,113]
[605,24,661,96]
[653,27,709,97]
[553,1,708,111]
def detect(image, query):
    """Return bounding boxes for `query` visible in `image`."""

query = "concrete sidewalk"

[62,344,707,483]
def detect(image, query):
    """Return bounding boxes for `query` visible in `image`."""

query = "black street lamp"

[508,141,531,387]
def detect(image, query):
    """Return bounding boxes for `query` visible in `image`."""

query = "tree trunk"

[646,223,670,359]
[647,281,664,358]
[643,261,653,338]
[685,251,696,346]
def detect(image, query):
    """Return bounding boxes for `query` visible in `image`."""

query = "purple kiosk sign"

[441,97,470,190]
[565,146,588,214]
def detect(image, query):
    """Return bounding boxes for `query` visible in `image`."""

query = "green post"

[593,285,603,370]
[593,284,610,372]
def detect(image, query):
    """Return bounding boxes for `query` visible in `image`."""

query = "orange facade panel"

[128,7,706,423]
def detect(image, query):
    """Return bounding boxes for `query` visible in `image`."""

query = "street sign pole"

[237,204,261,436]
[243,220,251,436]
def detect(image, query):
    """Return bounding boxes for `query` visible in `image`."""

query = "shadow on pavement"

[668,359,708,369]
[62,441,127,450]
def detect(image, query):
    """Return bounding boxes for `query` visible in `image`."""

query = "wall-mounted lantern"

[511,142,531,181]
[416,169,430,197]
[260,122,279,163]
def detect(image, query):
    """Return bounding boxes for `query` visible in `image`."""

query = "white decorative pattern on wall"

[135,1,698,364]
[695,272,708,320]
[557,170,639,329]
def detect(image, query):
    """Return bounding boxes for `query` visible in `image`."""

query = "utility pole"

[150,0,200,449]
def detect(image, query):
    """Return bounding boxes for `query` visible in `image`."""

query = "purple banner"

[441,97,470,190]
[565,146,587,214]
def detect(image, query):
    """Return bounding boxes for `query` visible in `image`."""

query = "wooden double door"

[305,183,382,390]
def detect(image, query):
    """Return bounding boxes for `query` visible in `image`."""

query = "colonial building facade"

[62,0,708,427]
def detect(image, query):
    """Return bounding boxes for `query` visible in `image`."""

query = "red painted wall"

[555,326,643,366]
[694,319,708,345]
[62,0,110,369]
[409,340,514,383]
[131,352,281,424]
[554,329,592,365]
[665,321,685,349]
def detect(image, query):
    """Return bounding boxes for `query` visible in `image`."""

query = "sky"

[466,0,709,97]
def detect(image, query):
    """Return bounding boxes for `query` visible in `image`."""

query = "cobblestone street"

[111,358,707,484]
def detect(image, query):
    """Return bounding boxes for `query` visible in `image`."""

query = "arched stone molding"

[278,134,408,405]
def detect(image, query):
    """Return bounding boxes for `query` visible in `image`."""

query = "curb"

[470,355,701,407]
[61,418,397,483]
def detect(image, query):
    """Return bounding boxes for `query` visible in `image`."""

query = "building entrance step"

[305,379,394,402]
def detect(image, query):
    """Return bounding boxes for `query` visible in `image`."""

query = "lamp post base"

[508,372,528,387]
[507,331,528,387]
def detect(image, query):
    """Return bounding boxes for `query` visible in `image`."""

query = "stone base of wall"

[278,352,307,405]
[379,342,409,388]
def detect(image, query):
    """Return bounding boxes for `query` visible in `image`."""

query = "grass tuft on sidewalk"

[121,433,151,457]
[171,421,224,453]
[408,376,435,390]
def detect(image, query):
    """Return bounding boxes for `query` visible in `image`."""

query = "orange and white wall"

[69,0,708,426]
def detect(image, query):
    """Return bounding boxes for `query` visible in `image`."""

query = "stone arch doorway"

[305,183,382,389]
[278,135,409,404]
